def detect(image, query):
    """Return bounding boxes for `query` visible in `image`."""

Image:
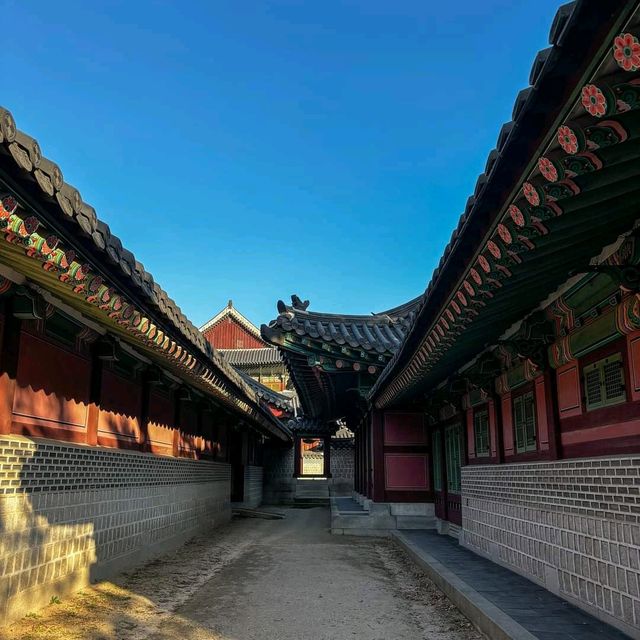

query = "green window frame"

[513,391,537,454]
[444,423,462,493]
[583,353,626,411]
[473,409,490,457]
[432,431,442,492]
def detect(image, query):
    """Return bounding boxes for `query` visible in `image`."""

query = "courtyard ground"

[2,507,483,640]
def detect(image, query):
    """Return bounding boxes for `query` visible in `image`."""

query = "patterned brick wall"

[263,444,295,504]
[242,465,263,508]
[462,457,640,635]
[330,440,354,490]
[0,435,231,625]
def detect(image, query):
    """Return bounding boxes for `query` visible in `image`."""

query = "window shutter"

[584,353,625,411]
[584,364,603,410]
[602,356,625,403]
[524,393,537,450]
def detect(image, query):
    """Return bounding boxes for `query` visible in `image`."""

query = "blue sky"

[3,0,561,328]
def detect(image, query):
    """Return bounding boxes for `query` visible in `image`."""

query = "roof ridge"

[199,303,266,341]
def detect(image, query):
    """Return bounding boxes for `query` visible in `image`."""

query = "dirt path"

[2,507,483,640]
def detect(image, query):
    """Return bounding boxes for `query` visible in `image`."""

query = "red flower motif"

[478,255,491,273]
[538,157,559,183]
[463,280,475,296]
[497,224,512,245]
[451,300,461,315]
[457,290,468,306]
[470,267,482,285]
[613,33,640,72]
[522,182,540,206]
[509,204,525,227]
[557,125,579,155]
[581,84,607,118]
[446,308,454,322]
[487,240,501,259]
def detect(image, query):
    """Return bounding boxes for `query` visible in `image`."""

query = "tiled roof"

[235,369,294,412]
[221,347,283,366]
[262,294,422,356]
[0,106,291,441]
[0,107,209,355]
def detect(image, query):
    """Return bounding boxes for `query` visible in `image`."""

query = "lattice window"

[584,353,625,411]
[432,431,442,492]
[513,392,537,454]
[474,409,490,457]
[445,423,462,493]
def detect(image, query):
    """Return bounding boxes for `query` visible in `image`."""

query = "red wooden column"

[371,410,385,502]
[172,391,182,457]
[138,371,152,452]
[86,344,103,446]
[0,306,20,435]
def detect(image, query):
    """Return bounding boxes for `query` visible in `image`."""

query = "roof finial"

[228,299,233,308]
[291,294,310,311]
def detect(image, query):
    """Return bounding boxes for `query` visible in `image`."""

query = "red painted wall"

[13,330,90,441]
[98,369,142,448]
[203,317,266,350]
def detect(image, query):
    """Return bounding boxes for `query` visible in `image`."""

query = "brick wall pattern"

[0,435,231,625]
[242,465,263,508]
[462,457,640,633]
[330,441,354,482]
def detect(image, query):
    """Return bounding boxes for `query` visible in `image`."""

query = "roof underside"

[373,0,640,408]
[261,295,422,423]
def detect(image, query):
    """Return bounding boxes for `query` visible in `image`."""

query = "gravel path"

[3,507,483,640]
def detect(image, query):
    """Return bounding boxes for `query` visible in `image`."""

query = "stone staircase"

[331,493,437,535]
[294,478,329,506]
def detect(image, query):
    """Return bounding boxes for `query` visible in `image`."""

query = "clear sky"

[3,0,562,329]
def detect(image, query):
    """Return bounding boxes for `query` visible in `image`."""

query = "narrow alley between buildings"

[2,507,482,640]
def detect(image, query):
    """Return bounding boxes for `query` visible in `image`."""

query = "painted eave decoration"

[372,0,640,409]
[0,108,291,442]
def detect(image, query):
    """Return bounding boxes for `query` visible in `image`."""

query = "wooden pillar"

[371,410,385,503]
[0,307,20,435]
[138,371,152,452]
[323,435,331,478]
[490,394,504,464]
[172,391,181,457]
[293,436,301,477]
[86,345,103,447]
[543,369,562,460]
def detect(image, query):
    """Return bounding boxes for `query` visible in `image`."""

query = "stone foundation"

[0,435,231,625]
[461,456,640,637]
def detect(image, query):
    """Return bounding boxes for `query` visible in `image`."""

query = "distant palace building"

[200,300,290,393]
